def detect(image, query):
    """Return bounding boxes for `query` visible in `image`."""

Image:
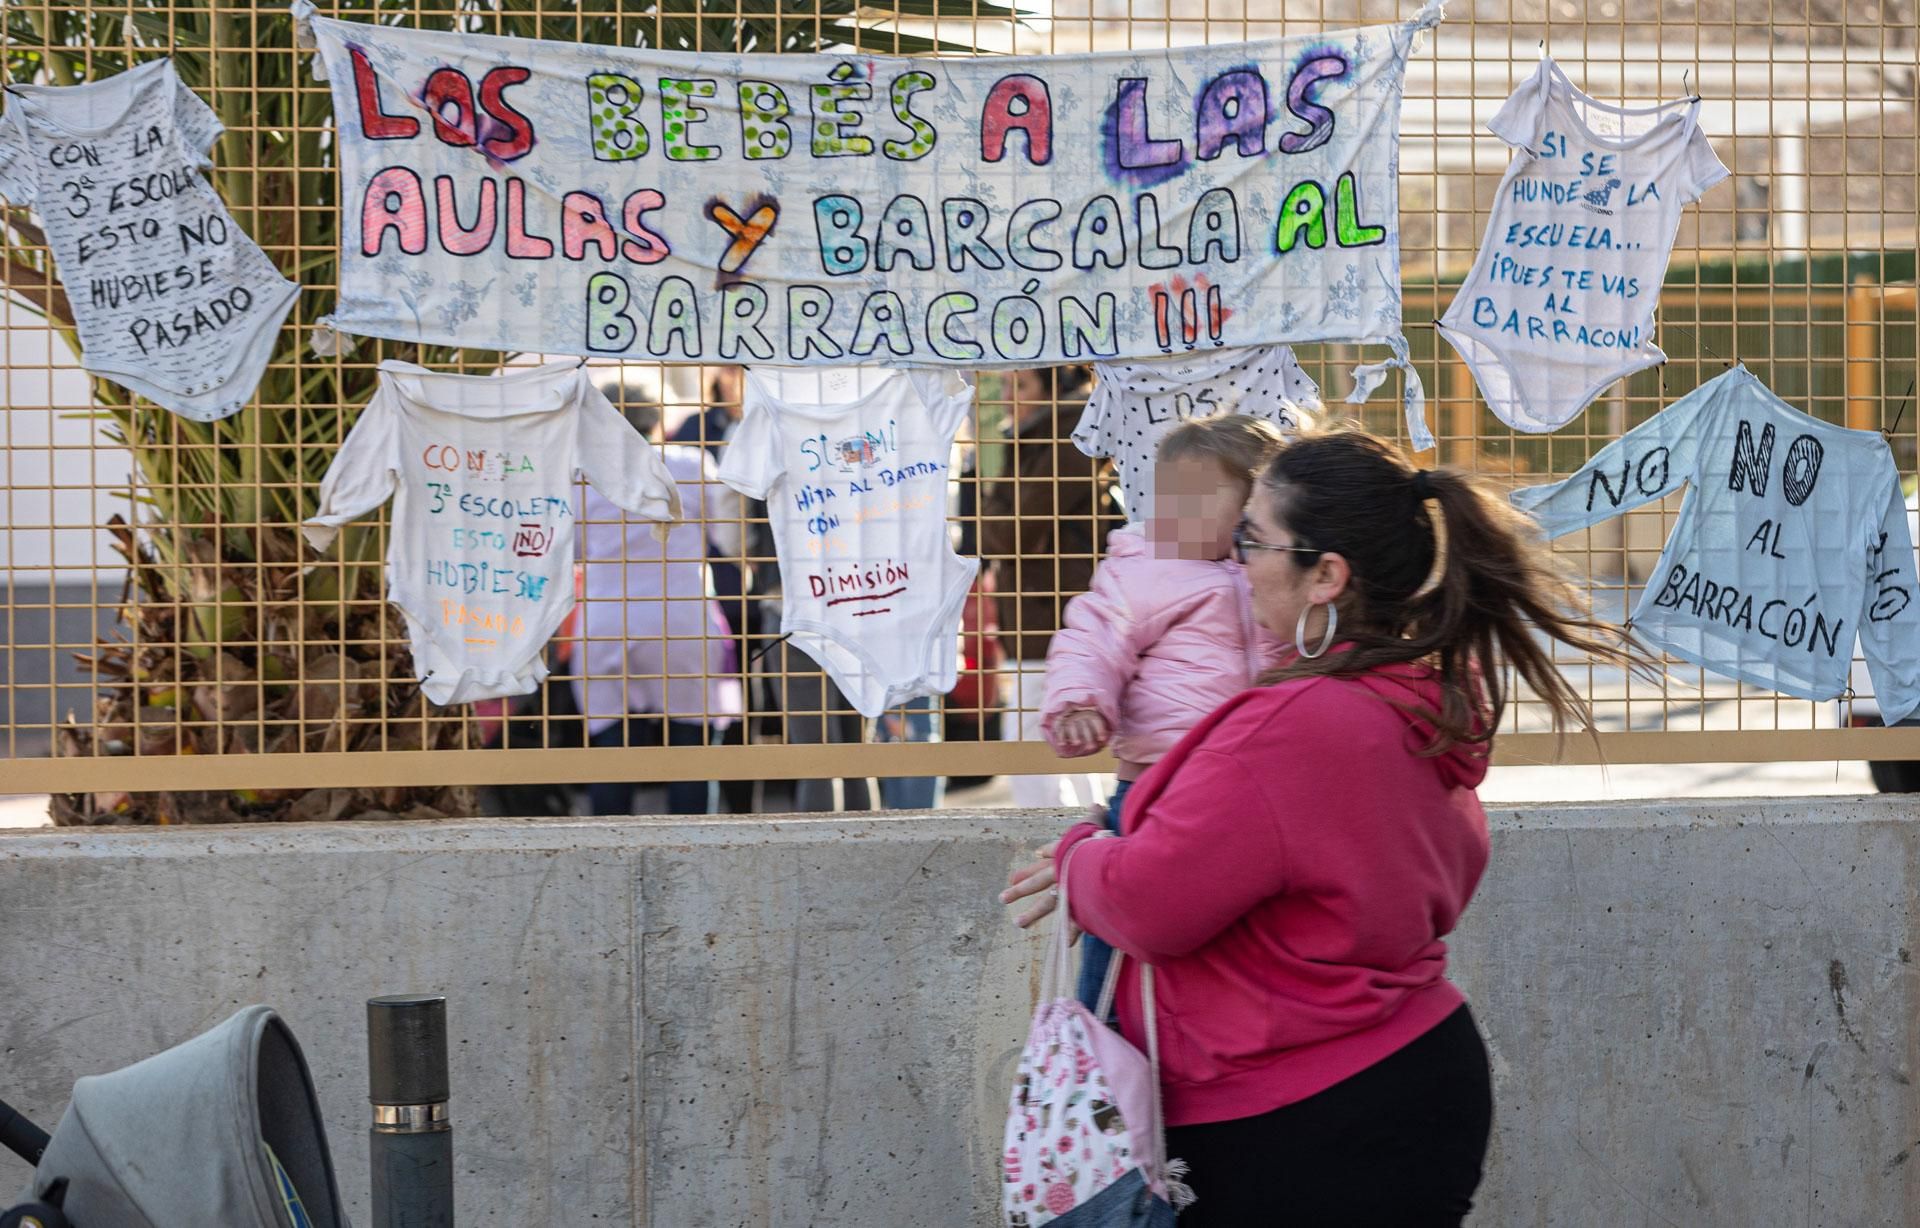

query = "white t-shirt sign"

[0,58,298,420]
[1513,366,1920,722]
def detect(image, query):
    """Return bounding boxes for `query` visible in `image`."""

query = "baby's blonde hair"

[1155,411,1298,484]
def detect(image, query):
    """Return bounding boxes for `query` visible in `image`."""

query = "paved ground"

[946,757,1877,808]
[0,795,50,828]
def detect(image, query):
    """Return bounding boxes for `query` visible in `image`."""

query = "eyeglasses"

[1233,520,1323,566]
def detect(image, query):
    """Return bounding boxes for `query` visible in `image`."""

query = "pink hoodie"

[1041,527,1287,766]
[1057,662,1492,1127]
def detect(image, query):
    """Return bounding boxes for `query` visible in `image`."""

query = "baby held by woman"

[1041,412,1299,1012]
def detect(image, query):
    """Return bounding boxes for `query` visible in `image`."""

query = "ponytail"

[1257,428,1645,753]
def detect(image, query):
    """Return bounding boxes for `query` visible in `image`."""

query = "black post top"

[367,994,449,1105]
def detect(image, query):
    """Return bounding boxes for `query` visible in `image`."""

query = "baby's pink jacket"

[1041,526,1287,765]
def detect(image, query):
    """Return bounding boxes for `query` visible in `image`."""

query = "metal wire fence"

[1,0,1917,807]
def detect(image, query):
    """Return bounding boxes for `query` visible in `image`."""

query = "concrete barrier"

[0,799,1915,1225]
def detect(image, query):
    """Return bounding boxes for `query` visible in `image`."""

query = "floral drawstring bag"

[1002,838,1192,1226]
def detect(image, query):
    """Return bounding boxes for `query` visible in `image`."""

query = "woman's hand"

[1001,844,1071,932]
[1054,709,1111,757]
[1000,807,1106,934]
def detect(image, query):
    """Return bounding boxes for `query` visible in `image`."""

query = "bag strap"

[1066,842,1190,1208]
[1090,950,1168,1159]
[1041,838,1088,1005]
[1093,932,1125,1021]
[1143,964,1165,1153]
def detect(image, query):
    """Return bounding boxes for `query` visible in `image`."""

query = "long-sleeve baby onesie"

[0,58,299,421]
[1073,344,1319,523]
[718,367,979,718]
[1511,366,1920,722]
[304,360,679,705]
[1437,57,1728,433]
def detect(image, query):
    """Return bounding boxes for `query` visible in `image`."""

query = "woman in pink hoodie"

[1038,413,1292,1015]
[1003,429,1644,1225]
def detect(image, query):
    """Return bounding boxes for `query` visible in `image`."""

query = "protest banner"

[292,1,1442,440]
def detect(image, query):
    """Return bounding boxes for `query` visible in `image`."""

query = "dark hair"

[598,380,661,437]
[1256,427,1644,753]
[1032,364,1094,399]
[705,366,741,407]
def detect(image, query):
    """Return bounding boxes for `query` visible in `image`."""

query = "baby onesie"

[1074,344,1319,522]
[0,58,299,421]
[1512,366,1920,722]
[718,367,979,718]
[304,360,679,706]
[1437,57,1729,433]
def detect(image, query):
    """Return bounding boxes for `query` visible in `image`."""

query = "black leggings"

[1165,1005,1493,1227]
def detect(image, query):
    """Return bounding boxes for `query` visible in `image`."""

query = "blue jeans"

[1075,777,1133,1016]
[586,718,714,815]
[876,695,945,810]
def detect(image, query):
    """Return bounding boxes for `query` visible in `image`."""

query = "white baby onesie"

[1512,366,1920,722]
[1074,344,1319,522]
[1436,57,1729,433]
[304,360,679,706]
[718,367,979,719]
[0,58,299,421]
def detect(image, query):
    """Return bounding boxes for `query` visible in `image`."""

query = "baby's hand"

[1055,709,1111,757]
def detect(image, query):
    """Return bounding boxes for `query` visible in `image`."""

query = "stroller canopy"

[25,1004,348,1228]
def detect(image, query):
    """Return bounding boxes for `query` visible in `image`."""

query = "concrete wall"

[0,799,1915,1225]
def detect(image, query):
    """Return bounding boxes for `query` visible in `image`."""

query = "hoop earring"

[1295,602,1338,659]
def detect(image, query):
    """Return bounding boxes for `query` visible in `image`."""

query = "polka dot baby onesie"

[1074,345,1318,523]
[304,361,680,706]
[1436,57,1729,433]
[718,368,979,719]
[0,58,299,421]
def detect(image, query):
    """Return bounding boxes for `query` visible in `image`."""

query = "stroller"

[1,1005,350,1227]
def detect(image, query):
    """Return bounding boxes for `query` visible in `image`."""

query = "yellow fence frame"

[19,729,1920,796]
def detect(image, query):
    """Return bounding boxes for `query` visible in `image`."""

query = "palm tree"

[1,0,1015,823]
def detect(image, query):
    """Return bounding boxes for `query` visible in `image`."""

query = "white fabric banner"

[294,1,1441,442]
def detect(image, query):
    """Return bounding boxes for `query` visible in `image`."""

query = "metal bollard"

[367,995,453,1228]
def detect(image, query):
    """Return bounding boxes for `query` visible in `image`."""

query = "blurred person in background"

[576,379,744,815]
[671,365,745,459]
[873,696,944,809]
[670,366,755,649]
[674,365,763,812]
[979,365,1123,808]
